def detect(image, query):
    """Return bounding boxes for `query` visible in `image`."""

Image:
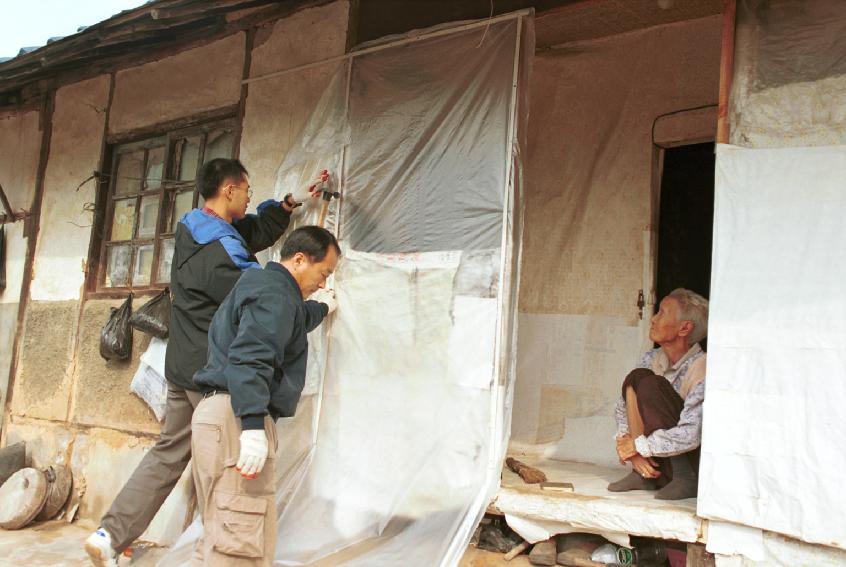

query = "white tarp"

[698,144,846,549]
[162,12,532,567]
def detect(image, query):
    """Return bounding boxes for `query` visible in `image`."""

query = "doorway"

[655,142,715,308]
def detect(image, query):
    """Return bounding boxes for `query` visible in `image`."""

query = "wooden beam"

[716,0,737,144]
[105,104,239,145]
[0,181,14,219]
[3,90,54,427]
[149,0,275,21]
[233,27,255,159]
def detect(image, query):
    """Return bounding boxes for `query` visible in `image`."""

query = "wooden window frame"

[88,116,237,297]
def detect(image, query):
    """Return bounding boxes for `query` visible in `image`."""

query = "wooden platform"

[490,456,706,544]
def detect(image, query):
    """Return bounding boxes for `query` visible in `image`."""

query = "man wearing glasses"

[86,158,309,565]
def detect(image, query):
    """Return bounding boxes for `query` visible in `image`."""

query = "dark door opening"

[655,142,715,310]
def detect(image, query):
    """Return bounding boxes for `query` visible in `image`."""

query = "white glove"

[236,429,268,478]
[310,288,337,315]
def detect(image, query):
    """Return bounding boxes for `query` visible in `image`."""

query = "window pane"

[204,129,235,163]
[145,146,165,190]
[172,190,194,231]
[157,238,175,283]
[138,195,160,238]
[111,199,136,241]
[106,245,131,287]
[177,136,201,181]
[115,149,144,195]
[134,244,154,286]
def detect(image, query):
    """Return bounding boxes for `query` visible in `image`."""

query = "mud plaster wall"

[30,75,111,302]
[0,301,19,424]
[0,225,26,419]
[109,33,245,135]
[0,109,40,417]
[9,290,178,535]
[9,300,78,421]
[240,0,349,266]
[2,2,350,538]
[511,16,722,465]
[70,298,159,432]
[0,109,41,214]
[0,112,41,413]
[3,420,189,546]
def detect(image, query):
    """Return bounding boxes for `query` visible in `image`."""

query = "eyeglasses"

[228,184,253,198]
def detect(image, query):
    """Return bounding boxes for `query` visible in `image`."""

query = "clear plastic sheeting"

[161,12,532,567]
[341,22,517,253]
[730,0,846,147]
[698,144,846,550]
[271,62,351,236]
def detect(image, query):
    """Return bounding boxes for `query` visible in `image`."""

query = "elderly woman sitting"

[609,288,709,500]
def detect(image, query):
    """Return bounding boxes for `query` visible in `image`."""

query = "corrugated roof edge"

[2,2,149,62]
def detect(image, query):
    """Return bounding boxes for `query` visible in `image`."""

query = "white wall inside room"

[30,75,111,302]
[511,16,722,466]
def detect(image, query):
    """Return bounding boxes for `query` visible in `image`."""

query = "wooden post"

[716,0,737,144]
[0,182,14,221]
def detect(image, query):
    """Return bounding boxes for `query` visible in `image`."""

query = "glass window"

[172,190,194,232]
[106,245,131,287]
[145,146,165,190]
[177,136,201,181]
[204,129,235,164]
[100,119,235,290]
[134,244,154,286]
[111,199,135,241]
[157,238,175,284]
[138,195,160,238]
[114,150,144,195]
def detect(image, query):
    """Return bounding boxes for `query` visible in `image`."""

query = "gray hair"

[667,288,709,345]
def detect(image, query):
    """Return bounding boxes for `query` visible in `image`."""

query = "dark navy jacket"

[194,262,328,429]
[164,200,290,391]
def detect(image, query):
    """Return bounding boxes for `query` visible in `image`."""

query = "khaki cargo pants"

[191,393,278,566]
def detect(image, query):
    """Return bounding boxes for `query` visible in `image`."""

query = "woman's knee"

[621,368,657,397]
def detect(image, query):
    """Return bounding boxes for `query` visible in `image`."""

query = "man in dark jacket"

[86,159,302,565]
[190,226,339,565]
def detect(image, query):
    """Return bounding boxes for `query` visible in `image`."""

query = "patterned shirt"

[613,344,707,457]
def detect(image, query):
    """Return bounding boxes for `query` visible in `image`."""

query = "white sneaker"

[84,528,119,567]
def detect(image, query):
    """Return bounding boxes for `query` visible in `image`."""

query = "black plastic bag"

[129,288,171,339]
[100,294,133,361]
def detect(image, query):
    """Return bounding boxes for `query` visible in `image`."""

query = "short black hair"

[197,158,248,199]
[279,226,341,262]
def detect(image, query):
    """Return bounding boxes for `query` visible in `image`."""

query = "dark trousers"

[101,384,204,552]
[621,368,699,480]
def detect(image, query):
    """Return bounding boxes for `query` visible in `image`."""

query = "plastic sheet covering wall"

[162,13,532,567]
[698,144,846,549]
[730,0,846,147]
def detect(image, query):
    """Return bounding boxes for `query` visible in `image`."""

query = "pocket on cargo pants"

[211,491,267,558]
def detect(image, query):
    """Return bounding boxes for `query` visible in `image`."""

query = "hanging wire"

[76,170,196,192]
[476,0,495,48]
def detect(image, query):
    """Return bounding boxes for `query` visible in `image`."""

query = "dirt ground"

[0,519,527,566]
